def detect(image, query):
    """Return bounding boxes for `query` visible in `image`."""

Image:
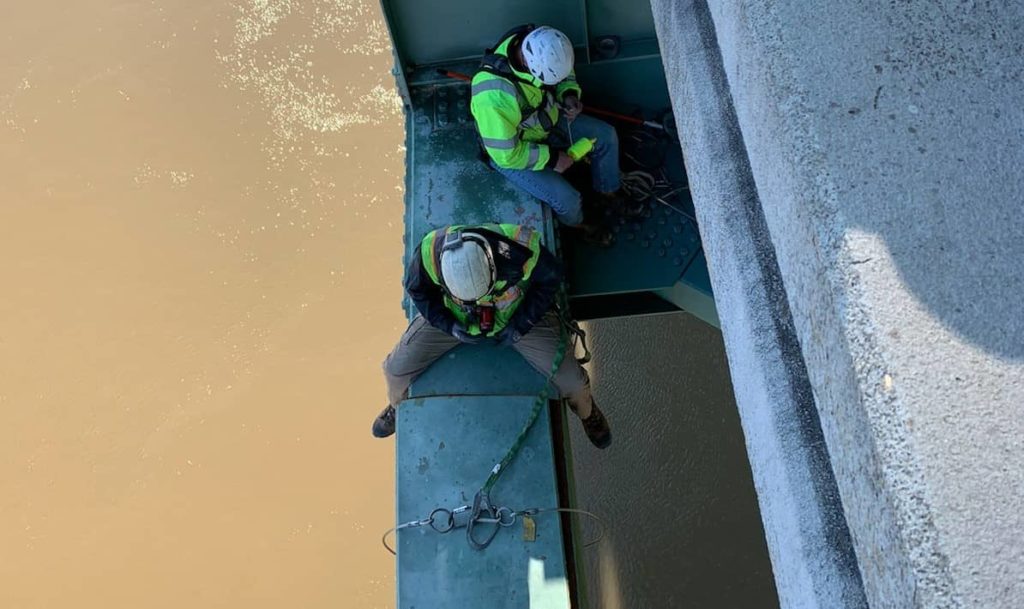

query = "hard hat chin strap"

[441,230,464,252]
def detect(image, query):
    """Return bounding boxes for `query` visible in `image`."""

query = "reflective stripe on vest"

[480,136,516,150]
[471,78,517,97]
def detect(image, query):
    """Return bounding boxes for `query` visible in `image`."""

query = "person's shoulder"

[473,67,513,84]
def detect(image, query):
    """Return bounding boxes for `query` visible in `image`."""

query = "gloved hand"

[451,326,483,344]
[495,326,523,347]
[562,95,583,120]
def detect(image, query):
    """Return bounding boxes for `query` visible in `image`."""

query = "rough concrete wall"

[648,3,868,608]
[656,1,1024,608]
[570,313,777,609]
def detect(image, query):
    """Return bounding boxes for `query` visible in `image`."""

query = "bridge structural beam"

[652,1,1024,608]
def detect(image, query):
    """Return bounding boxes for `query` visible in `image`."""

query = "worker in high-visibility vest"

[470,25,642,245]
[371,224,612,449]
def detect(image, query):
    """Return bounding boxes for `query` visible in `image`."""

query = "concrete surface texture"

[649,1,868,608]
[570,313,778,609]
[653,1,1024,608]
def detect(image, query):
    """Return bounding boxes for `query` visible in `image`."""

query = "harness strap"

[484,23,535,55]
[467,288,570,551]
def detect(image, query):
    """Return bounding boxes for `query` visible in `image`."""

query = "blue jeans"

[492,114,621,226]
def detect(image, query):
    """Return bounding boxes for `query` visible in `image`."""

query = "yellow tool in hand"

[567,137,597,161]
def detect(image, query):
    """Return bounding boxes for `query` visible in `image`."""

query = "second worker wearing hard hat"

[371,223,612,449]
[470,24,642,245]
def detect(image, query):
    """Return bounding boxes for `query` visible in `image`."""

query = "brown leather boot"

[579,223,614,247]
[597,191,646,219]
[579,400,612,449]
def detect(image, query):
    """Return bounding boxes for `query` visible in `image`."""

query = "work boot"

[580,223,614,248]
[597,191,646,219]
[372,404,396,438]
[580,400,612,449]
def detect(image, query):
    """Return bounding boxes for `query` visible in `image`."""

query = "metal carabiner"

[466,491,501,550]
[428,507,456,533]
[495,506,517,528]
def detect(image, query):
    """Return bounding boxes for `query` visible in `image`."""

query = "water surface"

[1,2,403,607]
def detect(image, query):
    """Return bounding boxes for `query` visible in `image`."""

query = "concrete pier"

[650,1,1024,607]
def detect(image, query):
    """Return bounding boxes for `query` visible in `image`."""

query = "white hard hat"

[521,26,575,85]
[440,231,495,302]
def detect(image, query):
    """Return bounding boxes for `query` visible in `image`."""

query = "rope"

[480,306,567,495]
[620,168,700,226]
[622,127,669,170]
[382,506,606,556]
[621,169,656,201]
[466,296,570,549]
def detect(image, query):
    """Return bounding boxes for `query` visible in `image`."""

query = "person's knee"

[596,117,617,139]
[593,119,618,150]
[382,344,412,379]
[382,353,399,378]
[552,188,583,226]
[555,364,590,398]
[558,202,584,226]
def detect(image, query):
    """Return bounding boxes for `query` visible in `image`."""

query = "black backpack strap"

[479,54,514,80]
[484,23,535,55]
[478,23,554,92]
[478,53,554,95]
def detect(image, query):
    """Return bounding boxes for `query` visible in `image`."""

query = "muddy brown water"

[1,2,404,607]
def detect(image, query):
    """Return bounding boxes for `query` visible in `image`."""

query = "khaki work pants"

[382,312,593,418]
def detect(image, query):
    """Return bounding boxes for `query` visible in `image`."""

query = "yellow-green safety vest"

[470,34,582,171]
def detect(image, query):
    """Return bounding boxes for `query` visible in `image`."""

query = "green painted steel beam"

[395,85,576,608]
[387,6,720,609]
[654,254,721,328]
[396,395,571,609]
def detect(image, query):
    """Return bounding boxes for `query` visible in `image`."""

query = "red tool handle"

[576,105,645,126]
[437,69,471,82]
